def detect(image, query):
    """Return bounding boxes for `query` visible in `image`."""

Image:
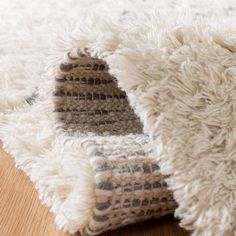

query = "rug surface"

[1,0,236,235]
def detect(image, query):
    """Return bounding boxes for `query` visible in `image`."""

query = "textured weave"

[53,49,176,235]
[54,48,143,135]
[81,137,176,235]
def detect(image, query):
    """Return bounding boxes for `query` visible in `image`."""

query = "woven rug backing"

[54,48,143,135]
[53,49,176,235]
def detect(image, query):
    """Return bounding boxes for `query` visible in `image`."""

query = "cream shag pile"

[1,0,236,235]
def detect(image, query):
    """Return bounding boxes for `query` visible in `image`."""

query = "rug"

[0,0,236,235]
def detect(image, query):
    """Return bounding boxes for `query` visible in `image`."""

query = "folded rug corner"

[1,1,236,235]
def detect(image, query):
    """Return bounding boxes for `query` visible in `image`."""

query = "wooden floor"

[0,143,189,236]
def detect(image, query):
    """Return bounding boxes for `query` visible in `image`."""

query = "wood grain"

[0,144,189,236]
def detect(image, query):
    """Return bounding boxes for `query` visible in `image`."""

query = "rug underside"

[1,1,236,236]
[54,50,176,235]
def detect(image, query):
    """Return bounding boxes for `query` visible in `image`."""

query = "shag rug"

[1,0,236,235]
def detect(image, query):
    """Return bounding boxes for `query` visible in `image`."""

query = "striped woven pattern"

[54,48,143,135]
[81,137,176,235]
[53,49,176,235]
